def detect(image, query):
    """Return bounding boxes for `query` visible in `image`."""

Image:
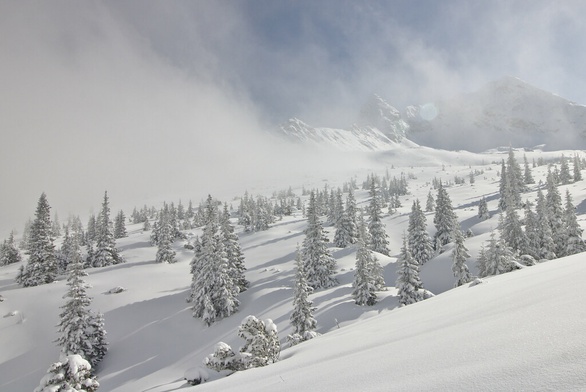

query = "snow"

[1,146,586,391]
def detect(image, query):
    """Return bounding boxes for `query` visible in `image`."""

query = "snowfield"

[1,146,586,391]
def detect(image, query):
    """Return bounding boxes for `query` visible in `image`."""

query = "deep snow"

[1,146,585,391]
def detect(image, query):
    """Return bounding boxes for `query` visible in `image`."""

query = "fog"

[1,1,586,236]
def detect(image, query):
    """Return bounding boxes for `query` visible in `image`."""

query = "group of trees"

[188,196,248,326]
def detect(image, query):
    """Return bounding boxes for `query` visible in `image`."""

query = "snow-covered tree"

[433,182,458,250]
[573,155,582,182]
[86,214,97,243]
[190,196,239,326]
[352,238,378,306]
[238,316,280,368]
[301,191,338,290]
[478,231,521,277]
[523,202,541,260]
[477,197,490,220]
[34,354,99,392]
[19,193,57,287]
[501,196,529,256]
[367,177,391,256]
[204,342,246,373]
[289,248,318,342]
[536,189,556,260]
[55,237,107,368]
[451,229,472,287]
[155,204,176,264]
[563,190,585,256]
[559,154,572,185]
[425,190,435,212]
[407,200,434,265]
[113,210,127,239]
[93,191,124,267]
[523,154,535,185]
[545,171,566,257]
[0,231,22,266]
[396,236,428,306]
[220,203,248,293]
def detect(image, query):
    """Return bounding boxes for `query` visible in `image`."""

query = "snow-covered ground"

[1,146,586,391]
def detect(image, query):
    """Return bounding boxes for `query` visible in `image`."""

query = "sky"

[2,0,586,237]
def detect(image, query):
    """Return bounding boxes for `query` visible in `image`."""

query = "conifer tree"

[220,203,248,293]
[114,210,127,239]
[501,196,529,255]
[498,159,508,211]
[573,155,582,182]
[479,231,520,277]
[433,182,458,249]
[86,214,97,243]
[190,196,239,325]
[407,200,434,265]
[524,202,541,260]
[301,191,338,290]
[0,231,22,266]
[367,177,391,256]
[559,154,572,185]
[425,190,435,212]
[93,191,124,267]
[563,190,585,256]
[34,354,99,392]
[20,193,57,286]
[238,316,280,368]
[155,204,176,264]
[352,238,378,306]
[396,236,425,306]
[507,146,525,195]
[523,154,535,184]
[451,229,472,287]
[536,189,556,260]
[289,248,318,341]
[477,197,490,220]
[545,171,566,257]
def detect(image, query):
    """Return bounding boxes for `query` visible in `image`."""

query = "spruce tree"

[573,155,582,182]
[352,238,378,306]
[220,203,248,293]
[367,177,391,256]
[407,200,434,265]
[20,193,57,286]
[477,197,490,220]
[501,196,529,256]
[433,182,458,249]
[396,236,425,306]
[0,231,22,266]
[563,190,585,256]
[451,229,472,287]
[524,202,541,260]
[536,188,556,260]
[114,210,127,239]
[559,154,572,185]
[86,214,97,243]
[498,159,508,211]
[545,171,566,257]
[301,191,338,290]
[34,354,99,392]
[290,248,318,340]
[479,231,521,277]
[523,154,535,184]
[425,190,435,212]
[238,316,280,368]
[190,196,239,325]
[155,204,176,264]
[93,191,124,267]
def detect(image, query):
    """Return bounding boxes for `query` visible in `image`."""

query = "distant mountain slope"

[407,76,586,151]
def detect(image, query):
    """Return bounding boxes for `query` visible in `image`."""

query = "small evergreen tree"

[0,231,22,266]
[220,203,248,293]
[289,248,318,342]
[536,189,556,260]
[301,191,338,290]
[425,190,435,212]
[563,190,585,255]
[93,191,124,267]
[524,202,541,260]
[238,316,280,368]
[20,193,57,286]
[573,155,582,182]
[113,210,127,239]
[407,200,434,265]
[367,177,391,256]
[559,154,572,185]
[352,238,378,306]
[477,197,490,220]
[479,231,521,277]
[545,171,566,257]
[523,154,534,184]
[34,354,99,392]
[451,229,472,287]
[396,236,426,306]
[155,205,176,264]
[433,182,458,249]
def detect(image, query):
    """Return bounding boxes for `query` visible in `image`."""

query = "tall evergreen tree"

[498,159,508,211]
[563,190,585,256]
[573,155,582,182]
[559,154,572,185]
[478,231,520,277]
[155,204,176,264]
[545,171,566,257]
[536,188,556,260]
[113,210,127,239]
[289,248,318,341]
[396,236,426,306]
[86,214,97,243]
[352,238,378,306]
[190,196,239,326]
[425,190,435,212]
[501,195,529,255]
[407,200,434,265]
[93,191,124,267]
[433,182,458,250]
[367,177,391,256]
[523,154,535,184]
[220,203,248,293]
[20,193,57,286]
[523,202,541,260]
[451,229,472,287]
[301,191,338,290]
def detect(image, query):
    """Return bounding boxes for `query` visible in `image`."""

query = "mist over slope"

[276,76,586,153]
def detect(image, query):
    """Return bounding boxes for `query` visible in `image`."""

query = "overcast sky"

[1,0,586,236]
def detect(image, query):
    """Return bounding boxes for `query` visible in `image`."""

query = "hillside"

[1,147,586,391]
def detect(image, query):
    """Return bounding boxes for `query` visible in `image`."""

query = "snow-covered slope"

[1,147,586,391]
[407,76,586,151]
[199,253,586,392]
